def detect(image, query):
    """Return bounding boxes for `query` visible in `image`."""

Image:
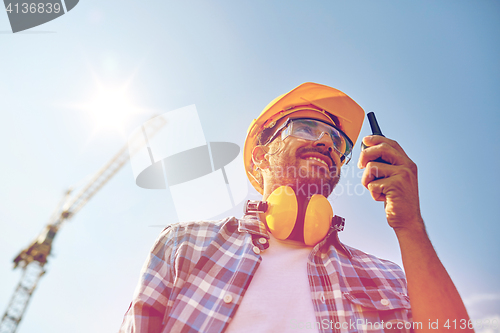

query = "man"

[120,83,473,332]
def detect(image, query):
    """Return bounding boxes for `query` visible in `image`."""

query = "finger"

[358,143,407,169]
[362,135,409,157]
[360,162,401,188]
[358,135,415,170]
[366,179,386,202]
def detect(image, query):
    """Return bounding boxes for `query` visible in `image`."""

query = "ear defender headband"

[245,186,345,246]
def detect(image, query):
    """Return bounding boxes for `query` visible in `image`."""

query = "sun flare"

[77,81,146,135]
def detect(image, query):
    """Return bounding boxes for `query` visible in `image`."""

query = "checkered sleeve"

[119,227,176,333]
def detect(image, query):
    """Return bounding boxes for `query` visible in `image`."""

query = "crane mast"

[0,116,166,333]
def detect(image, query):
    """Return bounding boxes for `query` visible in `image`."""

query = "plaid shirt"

[120,216,413,333]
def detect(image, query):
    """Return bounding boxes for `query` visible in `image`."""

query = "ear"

[252,145,270,170]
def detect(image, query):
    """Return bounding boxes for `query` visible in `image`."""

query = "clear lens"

[285,119,353,162]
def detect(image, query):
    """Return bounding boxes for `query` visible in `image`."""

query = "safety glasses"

[264,118,354,163]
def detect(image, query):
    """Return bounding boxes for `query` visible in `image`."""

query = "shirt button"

[320,293,326,303]
[223,294,233,304]
[258,237,267,244]
[252,246,261,254]
[380,299,390,306]
[321,252,327,259]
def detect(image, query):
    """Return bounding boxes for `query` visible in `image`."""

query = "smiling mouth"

[305,156,329,168]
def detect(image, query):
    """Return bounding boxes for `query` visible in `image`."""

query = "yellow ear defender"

[264,186,298,240]
[245,186,345,246]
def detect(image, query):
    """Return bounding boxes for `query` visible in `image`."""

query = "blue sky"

[1,1,499,332]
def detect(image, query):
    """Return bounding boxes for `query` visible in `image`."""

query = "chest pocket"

[343,290,413,333]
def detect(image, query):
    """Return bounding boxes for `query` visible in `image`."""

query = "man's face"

[263,110,341,198]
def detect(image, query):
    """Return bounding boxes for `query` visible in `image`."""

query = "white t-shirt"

[225,234,320,332]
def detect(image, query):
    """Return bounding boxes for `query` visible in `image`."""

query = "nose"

[313,132,342,166]
[313,132,335,153]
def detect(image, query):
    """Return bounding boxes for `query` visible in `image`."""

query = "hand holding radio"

[358,113,423,232]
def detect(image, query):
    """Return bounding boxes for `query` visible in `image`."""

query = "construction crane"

[0,115,167,333]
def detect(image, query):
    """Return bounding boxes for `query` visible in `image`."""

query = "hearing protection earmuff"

[245,186,345,246]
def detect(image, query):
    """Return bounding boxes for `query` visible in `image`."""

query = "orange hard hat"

[244,82,365,194]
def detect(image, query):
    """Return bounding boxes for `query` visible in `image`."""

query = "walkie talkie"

[367,112,384,137]
[361,112,387,163]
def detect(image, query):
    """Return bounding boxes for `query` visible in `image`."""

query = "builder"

[120,83,473,333]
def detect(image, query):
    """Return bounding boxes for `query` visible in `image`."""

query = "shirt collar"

[238,215,270,238]
[237,214,351,258]
[318,226,353,258]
